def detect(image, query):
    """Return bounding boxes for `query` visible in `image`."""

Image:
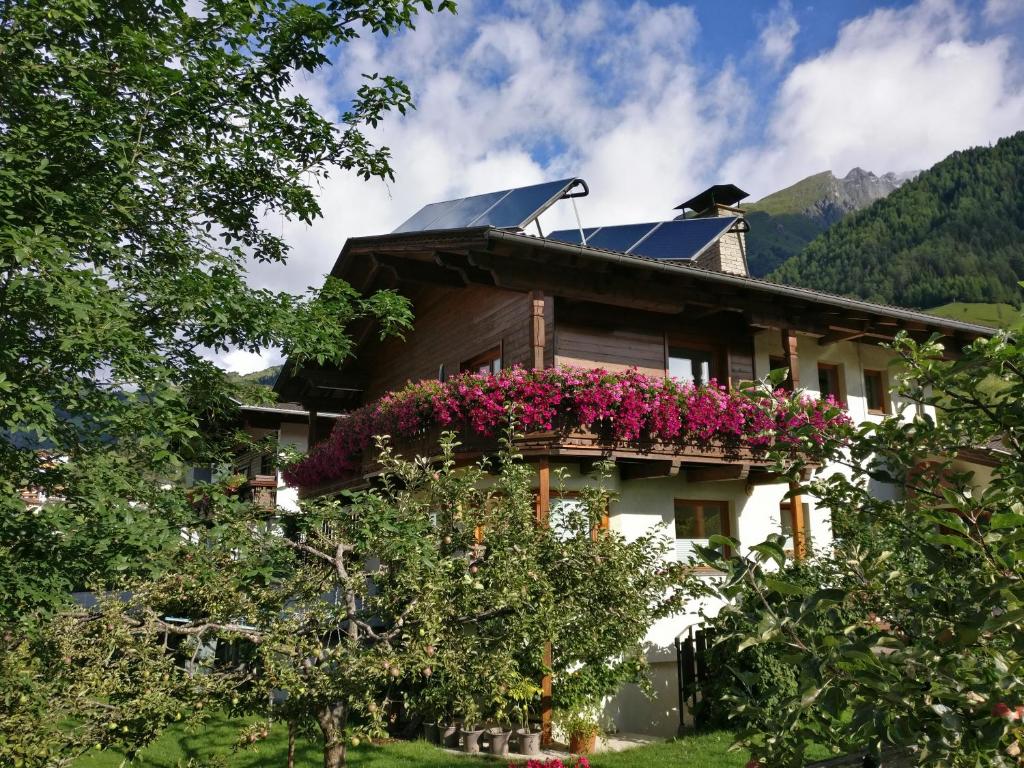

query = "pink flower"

[282,366,852,489]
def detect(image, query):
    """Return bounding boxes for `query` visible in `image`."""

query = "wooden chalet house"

[274,178,994,736]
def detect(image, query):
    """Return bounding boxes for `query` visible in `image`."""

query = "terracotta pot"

[487,728,512,756]
[460,727,484,753]
[569,731,597,755]
[440,722,460,748]
[516,728,541,756]
[422,722,439,744]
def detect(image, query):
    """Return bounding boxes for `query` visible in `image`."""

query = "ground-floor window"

[674,499,730,563]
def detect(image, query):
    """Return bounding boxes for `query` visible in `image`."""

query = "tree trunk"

[317,702,349,768]
[287,719,297,768]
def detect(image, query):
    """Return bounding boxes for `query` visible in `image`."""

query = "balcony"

[286,366,851,498]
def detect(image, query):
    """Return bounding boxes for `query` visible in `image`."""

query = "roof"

[675,184,749,212]
[337,225,996,337]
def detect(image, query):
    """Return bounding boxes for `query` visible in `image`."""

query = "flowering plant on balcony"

[283,366,851,489]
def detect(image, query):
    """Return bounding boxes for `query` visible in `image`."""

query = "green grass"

[925,301,1020,328]
[73,713,749,767]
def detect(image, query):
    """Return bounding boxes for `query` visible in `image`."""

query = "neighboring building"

[189,401,339,514]
[271,178,994,737]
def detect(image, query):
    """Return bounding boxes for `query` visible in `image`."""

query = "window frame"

[817,362,843,402]
[673,498,732,564]
[863,368,888,415]
[666,336,722,388]
[769,354,793,391]
[460,344,503,376]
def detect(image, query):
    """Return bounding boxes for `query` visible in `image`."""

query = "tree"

[0,0,450,763]
[706,317,1024,766]
[53,433,692,768]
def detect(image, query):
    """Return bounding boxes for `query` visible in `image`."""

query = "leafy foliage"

[770,131,1024,308]
[704,313,1024,766]
[33,434,693,768]
[0,0,449,764]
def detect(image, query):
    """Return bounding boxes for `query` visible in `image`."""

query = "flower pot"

[422,722,439,744]
[516,728,541,756]
[440,722,460,748]
[487,728,512,756]
[569,731,597,755]
[460,727,484,753]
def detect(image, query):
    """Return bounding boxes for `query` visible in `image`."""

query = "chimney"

[674,184,750,276]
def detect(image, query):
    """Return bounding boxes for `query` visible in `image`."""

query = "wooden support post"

[782,328,800,389]
[789,481,807,559]
[307,407,319,449]
[535,458,553,746]
[530,292,546,371]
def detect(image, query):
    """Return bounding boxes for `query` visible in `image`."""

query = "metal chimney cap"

[675,184,749,212]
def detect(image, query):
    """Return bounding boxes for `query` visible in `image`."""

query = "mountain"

[227,365,282,388]
[769,131,1024,308]
[745,168,914,276]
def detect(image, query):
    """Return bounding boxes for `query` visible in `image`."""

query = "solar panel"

[584,223,656,252]
[545,216,737,262]
[544,227,601,245]
[393,178,586,233]
[630,217,736,260]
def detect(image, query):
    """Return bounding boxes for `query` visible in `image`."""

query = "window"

[817,363,842,401]
[461,345,502,375]
[674,500,730,563]
[669,347,715,387]
[780,500,811,554]
[864,369,887,414]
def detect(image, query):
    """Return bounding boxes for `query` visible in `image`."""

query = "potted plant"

[511,680,542,756]
[459,699,484,754]
[557,705,601,755]
[486,684,516,757]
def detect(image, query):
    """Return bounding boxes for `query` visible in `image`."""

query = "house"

[188,401,339,514]
[272,178,994,737]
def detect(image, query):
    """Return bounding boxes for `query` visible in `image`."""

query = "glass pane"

[471,179,575,229]
[669,348,713,386]
[674,503,698,539]
[551,497,584,540]
[818,366,838,398]
[584,223,656,253]
[703,504,723,537]
[669,356,695,384]
[629,217,735,260]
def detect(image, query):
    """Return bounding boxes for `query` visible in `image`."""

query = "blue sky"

[226,0,1024,372]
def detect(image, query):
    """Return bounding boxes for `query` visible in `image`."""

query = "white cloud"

[220,348,283,375]
[248,0,741,298]
[758,0,799,71]
[728,0,1024,197]
[984,0,1024,24]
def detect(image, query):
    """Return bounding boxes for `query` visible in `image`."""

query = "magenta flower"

[282,366,852,489]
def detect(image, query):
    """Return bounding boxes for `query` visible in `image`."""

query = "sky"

[222,0,1024,374]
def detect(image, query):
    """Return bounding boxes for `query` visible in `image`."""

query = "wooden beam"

[530,292,546,370]
[789,482,807,559]
[619,459,682,480]
[535,458,553,747]
[686,464,750,483]
[782,328,800,389]
[307,407,320,449]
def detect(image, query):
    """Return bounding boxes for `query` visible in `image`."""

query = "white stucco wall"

[276,421,309,513]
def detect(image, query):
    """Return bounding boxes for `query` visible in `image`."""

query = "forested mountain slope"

[769,132,1024,307]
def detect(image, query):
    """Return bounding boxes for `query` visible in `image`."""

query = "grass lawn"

[74,713,750,767]
[925,301,1019,328]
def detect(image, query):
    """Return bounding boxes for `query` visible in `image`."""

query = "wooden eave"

[275,225,995,408]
